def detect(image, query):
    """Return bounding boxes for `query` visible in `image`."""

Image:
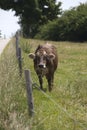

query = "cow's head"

[29,47,55,69]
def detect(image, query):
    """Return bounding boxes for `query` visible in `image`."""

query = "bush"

[35,3,87,42]
[35,20,59,41]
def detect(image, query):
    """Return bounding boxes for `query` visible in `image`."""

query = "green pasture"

[0,38,87,130]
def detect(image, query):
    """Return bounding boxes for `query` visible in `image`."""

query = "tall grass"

[0,39,29,130]
[0,38,87,130]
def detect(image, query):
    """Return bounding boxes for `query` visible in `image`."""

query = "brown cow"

[29,43,58,92]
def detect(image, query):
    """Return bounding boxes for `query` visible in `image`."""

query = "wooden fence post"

[15,32,19,57]
[18,48,22,76]
[24,70,34,116]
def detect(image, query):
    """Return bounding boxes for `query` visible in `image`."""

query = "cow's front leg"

[38,76,43,90]
[46,75,54,92]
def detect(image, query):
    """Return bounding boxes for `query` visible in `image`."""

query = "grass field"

[0,38,87,130]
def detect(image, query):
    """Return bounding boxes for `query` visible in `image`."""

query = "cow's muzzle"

[38,63,46,68]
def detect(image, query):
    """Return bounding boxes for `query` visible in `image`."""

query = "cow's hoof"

[40,87,47,92]
[49,88,52,92]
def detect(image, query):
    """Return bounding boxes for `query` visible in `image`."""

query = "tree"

[18,0,62,37]
[35,3,87,42]
[0,0,62,37]
[61,3,87,41]
[38,0,62,24]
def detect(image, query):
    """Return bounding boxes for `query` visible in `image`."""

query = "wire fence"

[25,65,87,130]
[15,31,87,130]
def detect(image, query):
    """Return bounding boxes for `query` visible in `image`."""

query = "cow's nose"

[39,64,44,68]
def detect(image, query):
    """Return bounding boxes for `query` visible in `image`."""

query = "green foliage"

[35,20,58,40]
[20,0,62,38]
[62,3,87,41]
[38,0,62,24]
[1,1,87,41]
[35,3,87,42]
[0,38,87,129]
[0,0,62,38]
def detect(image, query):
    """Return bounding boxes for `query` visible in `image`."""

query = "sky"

[0,0,87,38]
[0,9,20,38]
[57,0,87,10]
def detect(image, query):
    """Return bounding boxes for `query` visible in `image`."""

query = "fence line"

[15,32,35,117]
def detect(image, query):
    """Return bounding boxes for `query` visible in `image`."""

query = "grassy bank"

[0,38,87,130]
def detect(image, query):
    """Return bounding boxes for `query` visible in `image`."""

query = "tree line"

[0,0,87,42]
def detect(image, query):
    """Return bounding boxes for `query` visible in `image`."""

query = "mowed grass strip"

[0,38,87,130]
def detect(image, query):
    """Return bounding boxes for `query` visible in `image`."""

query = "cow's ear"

[49,53,55,60]
[28,53,35,59]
